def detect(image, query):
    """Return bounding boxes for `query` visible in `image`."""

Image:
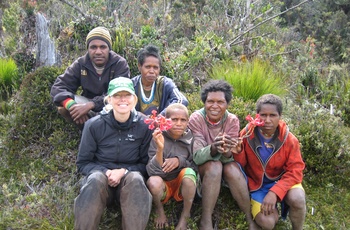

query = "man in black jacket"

[50,26,130,127]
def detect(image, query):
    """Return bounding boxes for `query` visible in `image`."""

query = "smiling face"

[258,103,281,136]
[204,91,228,123]
[108,91,136,116]
[138,56,160,87]
[88,39,110,67]
[167,108,189,140]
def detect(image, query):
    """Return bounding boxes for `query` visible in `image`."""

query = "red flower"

[241,114,265,138]
[144,110,172,131]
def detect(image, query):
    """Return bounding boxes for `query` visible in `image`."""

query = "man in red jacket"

[234,94,306,230]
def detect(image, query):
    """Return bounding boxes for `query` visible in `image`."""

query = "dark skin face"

[167,108,189,140]
[204,91,228,123]
[138,56,160,88]
[258,103,281,137]
[88,39,110,67]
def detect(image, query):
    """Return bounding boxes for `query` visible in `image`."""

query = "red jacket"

[234,120,305,201]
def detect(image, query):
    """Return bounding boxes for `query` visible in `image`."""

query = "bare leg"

[176,177,196,230]
[198,161,222,230]
[254,210,278,230]
[284,188,306,230]
[223,162,260,230]
[147,176,169,229]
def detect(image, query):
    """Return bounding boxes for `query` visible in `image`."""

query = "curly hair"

[200,80,233,103]
[137,45,162,67]
[256,94,283,115]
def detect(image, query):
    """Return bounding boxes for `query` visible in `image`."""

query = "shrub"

[284,100,350,187]
[209,58,286,101]
[3,66,80,179]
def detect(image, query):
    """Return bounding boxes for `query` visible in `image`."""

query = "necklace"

[140,78,155,104]
[259,128,274,138]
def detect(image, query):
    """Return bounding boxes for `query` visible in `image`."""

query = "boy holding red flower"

[146,103,197,230]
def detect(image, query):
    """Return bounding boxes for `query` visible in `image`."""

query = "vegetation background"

[0,0,350,229]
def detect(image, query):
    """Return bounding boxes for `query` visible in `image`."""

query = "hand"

[260,191,277,216]
[69,102,94,124]
[105,169,126,187]
[213,132,236,157]
[230,137,242,154]
[162,157,179,173]
[152,128,164,150]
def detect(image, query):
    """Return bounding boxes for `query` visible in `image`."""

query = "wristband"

[124,169,129,175]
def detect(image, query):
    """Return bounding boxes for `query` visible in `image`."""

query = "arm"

[51,61,81,106]
[152,128,164,165]
[76,120,108,175]
[159,77,188,115]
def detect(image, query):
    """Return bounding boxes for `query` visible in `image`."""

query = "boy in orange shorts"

[146,103,197,230]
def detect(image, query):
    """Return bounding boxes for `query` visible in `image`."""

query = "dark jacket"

[51,51,130,112]
[146,129,196,181]
[131,75,188,115]
[76,110,152,178]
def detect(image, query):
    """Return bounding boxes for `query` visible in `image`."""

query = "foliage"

[0,58,18,100]
[281,0,350,64]
[284,100,350,187]
[2,66,80,178]
[11,51,36,75]
[1,0,350,229]
[209,58,286,101]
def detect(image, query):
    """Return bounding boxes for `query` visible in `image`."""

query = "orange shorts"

[162,168,196,204]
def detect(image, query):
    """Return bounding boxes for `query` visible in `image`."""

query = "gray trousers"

[74,171,152,230]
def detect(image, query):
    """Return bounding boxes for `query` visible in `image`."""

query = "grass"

[209,58,286,101]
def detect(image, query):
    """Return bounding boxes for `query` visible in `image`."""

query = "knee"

[200,161,222,179]
[85,171,108,189]
[223,163,242,181]
[124,172,149,191]
[255,214,278,230]
[146,176,163,193]
[257,219,276,230]
[182,177,196,190]
[286,189,306,210]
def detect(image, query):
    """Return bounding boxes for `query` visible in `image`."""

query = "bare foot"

[175,215,188,230]
[199,217,213,230]
[155,207,168,229]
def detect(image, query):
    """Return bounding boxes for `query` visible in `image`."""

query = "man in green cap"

[50,26,130,128]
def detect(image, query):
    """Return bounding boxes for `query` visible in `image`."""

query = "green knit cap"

[86,26,112,49]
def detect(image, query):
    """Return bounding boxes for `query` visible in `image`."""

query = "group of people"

[50,27,306,230]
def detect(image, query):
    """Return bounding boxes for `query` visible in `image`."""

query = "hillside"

[1,0,350,229]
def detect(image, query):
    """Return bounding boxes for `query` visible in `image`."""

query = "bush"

[3,66,80,179]
[284,100,350,187]
[209,58,286,101]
